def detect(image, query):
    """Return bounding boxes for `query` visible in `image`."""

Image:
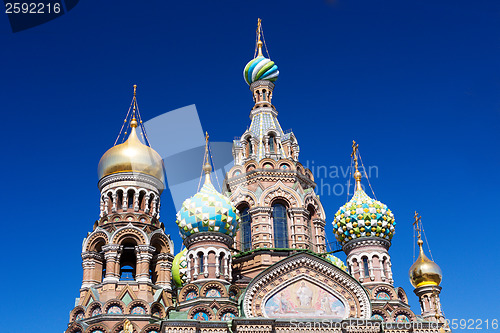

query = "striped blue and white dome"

[243,56,279,85]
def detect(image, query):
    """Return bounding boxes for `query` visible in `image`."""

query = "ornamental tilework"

[176,182,240,239]
[333,188,396,245]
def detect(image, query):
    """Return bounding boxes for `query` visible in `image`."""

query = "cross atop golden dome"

[409,212,443,288]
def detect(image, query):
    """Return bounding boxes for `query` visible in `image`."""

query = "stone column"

[102,244,121,283]
[135,245,155,283]
[248,207,272,249]
[288,208,309,250]
[312,218,326,253]
[81,251,103,289]
[155,253,173,290]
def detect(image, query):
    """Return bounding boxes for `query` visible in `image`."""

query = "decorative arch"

[260,181,302,207]
[140,323,161,333]
[371,309,390,321]
[111,320,138,333]
[103,299,125,315]
[83,230,110,252]
[392,309,415,323]
[200,281,228,298]
[230,187,257,209]
[70,306,86,321]
[66,322,83,333]
[85,302,102,318]
[259,158,277,169]
[179,283,199,302]
[86,323,109,333]
[217,305,239,321]
[304,194,325,220]
[242,252,371,319]
[150,302,165,318]
[126,299,150,315]
[396,287,408,303]
[228,285,241,301]
[188,305,215,321]
[372,286,395,300]
[110,223,148,245]
[149,230,173,254]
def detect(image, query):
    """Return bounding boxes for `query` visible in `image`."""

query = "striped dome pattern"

[176,182,240,239]
[243,56,279,85]
[333,188,395,246]
[172,248,188,288]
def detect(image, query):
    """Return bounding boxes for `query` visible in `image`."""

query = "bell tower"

[66,86,174,333]
[224,19,327,288]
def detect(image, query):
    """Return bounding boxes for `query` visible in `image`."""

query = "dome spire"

[409,212,442,287]
[256,18,263,57]
[351,140,362,191]
[202,131,212,185]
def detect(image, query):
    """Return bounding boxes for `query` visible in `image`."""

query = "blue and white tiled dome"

[175,173,240,239]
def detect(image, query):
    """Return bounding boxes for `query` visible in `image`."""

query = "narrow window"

[198,253,204,273]
[272,203,288,248]
[119,242,137,281]
[364,257,369,275]
[247,139,253,154]
[219,253,225,274]
[127,190,134,209]
[269,135,275,153]
[240,207,252,251]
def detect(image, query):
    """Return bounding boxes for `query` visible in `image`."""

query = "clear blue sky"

[1,1,499,332]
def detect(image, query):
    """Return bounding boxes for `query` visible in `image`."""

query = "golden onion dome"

[97,118,164,183]
[409,239,442,288]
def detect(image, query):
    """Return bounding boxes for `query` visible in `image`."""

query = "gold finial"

[203,132,212,184]
[413,211,423,245]
[256,18,263,57]
[131,85,138,127]
[351,140,362,191]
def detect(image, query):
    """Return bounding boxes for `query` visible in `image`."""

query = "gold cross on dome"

[413,211,422,238]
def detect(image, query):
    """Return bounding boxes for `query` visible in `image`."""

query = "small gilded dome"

[172,248,188,288]
[175,173,240,239]
[409,240,442,288]
[97,119,164,183]
[333,186,396,246]
[243,55,279,85]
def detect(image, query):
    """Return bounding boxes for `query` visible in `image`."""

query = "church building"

[65,20,448,333]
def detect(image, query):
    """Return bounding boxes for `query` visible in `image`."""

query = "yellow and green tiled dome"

[325,254,348,272]
[333,183,395,246]
[172,249,188,288]
[175,173,240,239]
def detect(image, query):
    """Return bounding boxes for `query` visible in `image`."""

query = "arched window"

[138,191,145,211]
[247,138,253,155]
[240,207,251,251]
[272,203,288,248]
[198,252,204,275]
[269,135,275,153]
[363,257,370,276]
[262,89,267,101]
[119,241,137,281]
[117,190,123,209]
[127,190,134,209]
[219,253,225,274]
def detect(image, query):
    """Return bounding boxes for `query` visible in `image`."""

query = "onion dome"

[243,55,279,85]
[172,248,188,288]
[325,254,348,272]
[409,238,442,288]
[97,117,164,183]
[333,144,395,246]
[243,19,279,85]
[175,163,240,239]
